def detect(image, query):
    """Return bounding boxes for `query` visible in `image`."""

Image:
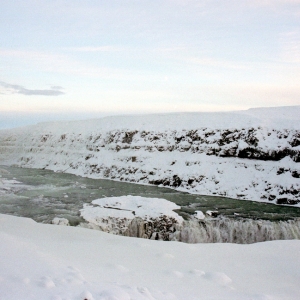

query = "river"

[1,165,300,243]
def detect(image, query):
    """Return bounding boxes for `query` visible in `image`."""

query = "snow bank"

[0,106,299,204]
[1,213,300,299]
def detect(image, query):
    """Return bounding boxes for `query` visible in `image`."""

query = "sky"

[1,0,300,128]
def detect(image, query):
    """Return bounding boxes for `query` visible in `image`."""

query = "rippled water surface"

[1,165,299,225]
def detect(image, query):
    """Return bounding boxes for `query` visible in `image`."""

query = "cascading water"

[177,218,300,244]
[125,217,300,244]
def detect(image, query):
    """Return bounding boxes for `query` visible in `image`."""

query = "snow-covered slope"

[0,106,299,204]
[1,213,300,300]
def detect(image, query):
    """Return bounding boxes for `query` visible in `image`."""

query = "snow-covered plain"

[0,106,299,205]
[1,213,300,300]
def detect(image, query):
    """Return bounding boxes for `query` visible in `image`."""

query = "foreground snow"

[0,106,299,205]
[1,213,300,300]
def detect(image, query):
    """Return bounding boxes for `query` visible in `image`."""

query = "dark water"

[1,165,300,226]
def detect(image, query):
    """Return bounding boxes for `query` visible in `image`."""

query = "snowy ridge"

[0,106,299,204]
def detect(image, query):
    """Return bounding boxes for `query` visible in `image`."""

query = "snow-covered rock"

[0,106,299,204]
[194,210,205,220]
[80,196,182,240]
[51,217,69,226]
[206,210,219,217]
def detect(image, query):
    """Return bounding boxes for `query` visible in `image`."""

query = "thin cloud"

[279,31,300,63]
[184,57,250,70]
[0,81,65,96]
[251,0,300,4]
[0,49,135,80]
[50,86,64,90]
[69,46,121,52]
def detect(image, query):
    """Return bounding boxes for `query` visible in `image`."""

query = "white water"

[125,217,300,244]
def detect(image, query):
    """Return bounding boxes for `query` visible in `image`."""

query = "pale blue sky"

[1,0,300,128]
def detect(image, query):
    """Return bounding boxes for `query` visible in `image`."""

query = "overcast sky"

[1,0,300,128]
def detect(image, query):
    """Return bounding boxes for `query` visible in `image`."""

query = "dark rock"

[277,168,285,175]
[171,175,182,187]
[163,179,170,186]
[149,179,164,186]
[268,195,276,201]
[276,198,299,205]
[206,211,219,217]
[188,178,194,185]
[122,131,137,143]
[289,134,300,147]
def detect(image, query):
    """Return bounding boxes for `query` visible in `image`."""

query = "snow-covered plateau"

[0,106,299,205]
[1,213,300,300]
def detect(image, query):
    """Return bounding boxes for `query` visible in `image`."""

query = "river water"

[1,166,300,243]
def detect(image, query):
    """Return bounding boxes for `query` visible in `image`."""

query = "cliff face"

[0,107,299,205]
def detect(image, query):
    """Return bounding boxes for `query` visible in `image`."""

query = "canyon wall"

[0,107,299,205]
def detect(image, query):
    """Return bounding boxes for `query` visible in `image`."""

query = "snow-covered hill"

[1,213,300,299]
[0,106,299,205]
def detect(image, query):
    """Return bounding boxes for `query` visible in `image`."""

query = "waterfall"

[126,217,300,244]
